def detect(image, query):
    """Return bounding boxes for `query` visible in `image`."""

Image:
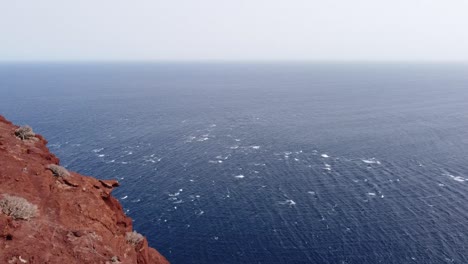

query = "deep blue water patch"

[1,62,468,263]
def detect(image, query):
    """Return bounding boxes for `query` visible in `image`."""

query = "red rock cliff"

[0,115,169,264]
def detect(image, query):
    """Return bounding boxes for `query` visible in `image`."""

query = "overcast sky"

[1,0,467,61]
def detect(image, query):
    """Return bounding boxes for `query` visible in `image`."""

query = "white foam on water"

[307,191,315,195]
[294,158,300,161]
[186,136,196,142]
[367,192,376,196]
[453,176,465,182]
[235,174,245,179]
[251,146,260,150]
[196,210,204,216]
[445,173,467,182]
[278,199,296,206]
[98,154,105,157]
[362,158,381,165]
[121,162,128,164]
[121,195,128,200]
[168,192,180,197]
[93,148,104,153]
[321,154,329,158]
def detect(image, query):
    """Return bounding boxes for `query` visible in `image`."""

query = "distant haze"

[1,0,468,62]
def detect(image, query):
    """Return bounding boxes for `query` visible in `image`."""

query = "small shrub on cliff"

[47,164,70,177]
[110,256,121,263]
[0,195,38,220]
[126,231,144,246]
[15,125,35,140]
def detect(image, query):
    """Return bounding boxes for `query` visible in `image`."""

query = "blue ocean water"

[1,63,468,264]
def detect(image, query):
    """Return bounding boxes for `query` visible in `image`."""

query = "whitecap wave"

[93,148,104,153]
[278,199,296,206]
[196,210,204,216]
[445,173,467,182]
[362,158,381,165]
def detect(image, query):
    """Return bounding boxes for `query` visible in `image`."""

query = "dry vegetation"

[47,164,70,177]
[15,125,36,140]
[0,194,38,220]
[126,231,144,246]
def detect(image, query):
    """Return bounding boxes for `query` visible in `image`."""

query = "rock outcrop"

[0,115,169,264]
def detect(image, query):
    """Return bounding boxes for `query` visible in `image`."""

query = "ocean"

[1,62,468,263]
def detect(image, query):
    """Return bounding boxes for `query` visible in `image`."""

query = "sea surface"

[1,62,468,264]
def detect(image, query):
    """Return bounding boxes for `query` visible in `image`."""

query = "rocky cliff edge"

[0,115,169,264]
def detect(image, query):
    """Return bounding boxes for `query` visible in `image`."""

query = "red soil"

[0,115,169,264]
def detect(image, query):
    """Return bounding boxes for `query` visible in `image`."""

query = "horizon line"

[1,59,468,64]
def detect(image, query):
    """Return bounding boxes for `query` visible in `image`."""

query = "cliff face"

[0,115,169,264]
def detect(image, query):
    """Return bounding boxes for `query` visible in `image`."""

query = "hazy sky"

[1,0,467,61]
